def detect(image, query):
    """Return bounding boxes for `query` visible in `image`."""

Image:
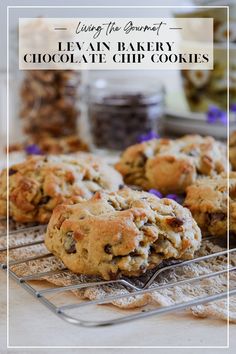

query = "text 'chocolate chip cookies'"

[0,153,123,223]
[45,188,201,280]
[115,135,227,194]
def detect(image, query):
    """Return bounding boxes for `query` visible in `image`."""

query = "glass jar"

[87,77,165,151]
[20,70,81,140]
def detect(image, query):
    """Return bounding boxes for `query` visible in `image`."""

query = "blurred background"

[0,0,235,157]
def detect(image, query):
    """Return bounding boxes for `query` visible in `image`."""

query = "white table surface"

[0,271,236,353]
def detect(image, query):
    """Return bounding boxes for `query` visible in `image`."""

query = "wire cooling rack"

[1,219,236,327]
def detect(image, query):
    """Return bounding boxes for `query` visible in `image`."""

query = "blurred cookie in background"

[116,134,227,194]
[184,172,236,237]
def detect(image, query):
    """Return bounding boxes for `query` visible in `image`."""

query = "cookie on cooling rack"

[45,188,201,280]
[230,131,236,171]
[115,135,227,194]
[184,172,236,237]
[0,153,123,224]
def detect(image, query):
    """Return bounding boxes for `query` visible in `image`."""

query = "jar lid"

[88,76,165,105]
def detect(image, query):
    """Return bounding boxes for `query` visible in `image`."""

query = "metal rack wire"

[1,221,235,327]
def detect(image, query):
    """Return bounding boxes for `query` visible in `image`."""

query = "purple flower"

[220,112,227,124]
[165,194,182,203]
[25,144,43,155]
[138,131,160,143]
[148,189,163,198]
[230,103,236,113]
[149,189,182,204]
[207,106,227,125]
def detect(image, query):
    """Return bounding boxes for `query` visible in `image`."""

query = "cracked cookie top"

[45,188,201,280]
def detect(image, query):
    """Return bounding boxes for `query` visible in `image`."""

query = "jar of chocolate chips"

[87,77,165,151]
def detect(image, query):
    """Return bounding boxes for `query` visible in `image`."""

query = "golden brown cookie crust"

[116,135,227,194]
[0,153,123,223]
[45,188,201,280]
[184,172,236,237]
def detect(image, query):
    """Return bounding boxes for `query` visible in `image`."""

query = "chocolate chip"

[39,196,51,205]
[148,245,155,255]
[104,244,112,254]
[129,249,139,257]
[64,231,76,254]
[166,217,184,228]
[136,153,147,167]
[210,212,226,222]
[119,184,125,190]
[9,168,17,176]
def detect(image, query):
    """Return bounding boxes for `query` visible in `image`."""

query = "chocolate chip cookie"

[0,153,123,223]
[184,173,236,237]
[115,135,227,194]
[45,188,201,280]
